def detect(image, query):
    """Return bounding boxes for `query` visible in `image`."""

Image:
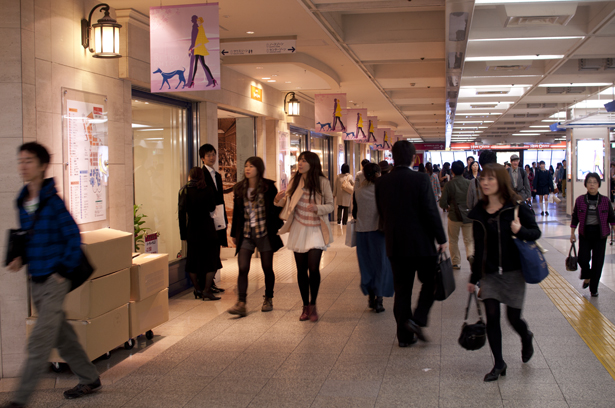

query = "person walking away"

[467,163,540,382]
[353,163,394,313]
[334,163,354,225]
[570,172,615,297]
[467,150,498,210]
[378,160,392,176]
[200,143,227,293]
[275,151,334,322]
[439,161,474,269]
[356,159,370,185]
[508,154,531,203]
[533,160,555,216]
[6,143,101,407]
[426,162,441,201]
[227,157,284,316]
[560,160,567,198]
[376,141,448,346]
[178,167,222,301]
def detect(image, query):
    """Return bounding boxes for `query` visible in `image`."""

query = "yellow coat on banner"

[194,26,209,56]
[358,114,363,128]
[335,103,342,118]
[369,121,374,132]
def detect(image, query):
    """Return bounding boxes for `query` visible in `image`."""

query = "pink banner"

[363,116,378,144]
[150,3,220,92]
[315,94,347,133]
[342,109,368,141]
[373,128,393,151]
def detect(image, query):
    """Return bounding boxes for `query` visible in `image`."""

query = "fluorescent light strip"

[455,113,500,115]
[465,55,564,62]
[520,130,552,133]
[538,83,612,87]
[530,126,550,128]
[476,0,578,3]
[513,133,539,136]
[469,36,583,42]
[460,84,531,89]
[137,128,164,131]
[454,121,495,123]
[132,123,150,128]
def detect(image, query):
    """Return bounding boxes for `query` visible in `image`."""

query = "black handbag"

[5,229,28,266]
[566,243,578,272]
[434,251,455,301]
[57,250,95,292]
[458,292,487,351]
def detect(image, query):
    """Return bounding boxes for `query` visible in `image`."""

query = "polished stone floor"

[1,197,615,407]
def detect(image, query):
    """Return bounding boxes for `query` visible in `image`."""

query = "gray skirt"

[480,270,526,309]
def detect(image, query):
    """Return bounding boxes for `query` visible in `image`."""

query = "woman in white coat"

[275,151,334,322]
[334,163,354,225]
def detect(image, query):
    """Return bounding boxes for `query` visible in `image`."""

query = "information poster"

[278,130,290,191]
[577,139,604,180]
[66,98,108,224]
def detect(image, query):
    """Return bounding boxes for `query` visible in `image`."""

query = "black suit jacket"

[375,166,447,258]
[202,165,229,247]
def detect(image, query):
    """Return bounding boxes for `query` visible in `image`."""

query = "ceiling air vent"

[547,87,586,94]
[485,61,531,71]
[541,104,557,109]
[499,3,577,27]
[527,103,542,108]
[527,114,540,118]
[471,104,497,109]
[476,90,510,95]
[606,59,615,70]
[579,59,607,71]
[513,114,526,118]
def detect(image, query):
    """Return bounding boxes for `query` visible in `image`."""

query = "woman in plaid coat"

[227,157,284,317]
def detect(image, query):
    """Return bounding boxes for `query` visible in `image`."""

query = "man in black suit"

[375,141,448,347]
[200,143,227,293]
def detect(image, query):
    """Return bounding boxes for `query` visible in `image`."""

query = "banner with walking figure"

[150,3,221,92]
[374,128,393,151]
[342,109,368,142]
[315,94,347,133]
[362,116,378,144]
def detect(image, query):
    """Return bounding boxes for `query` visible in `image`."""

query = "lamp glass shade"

[288,99,300,116]
[91,19,121,58]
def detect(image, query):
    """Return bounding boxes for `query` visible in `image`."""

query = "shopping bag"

[512,205,549,284]
[434,251,455,301]
[345,220,356,248]
[211,204,227,231]
[566,243,578,271]
[552,194,562,204]
[458,292,486,351]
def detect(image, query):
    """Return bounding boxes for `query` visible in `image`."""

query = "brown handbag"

[566,243,578,272]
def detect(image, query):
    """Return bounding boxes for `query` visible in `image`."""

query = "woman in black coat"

[227,157,284,317]
[178,167,222,300]
[533,160,554,216]
[468,164,541,382]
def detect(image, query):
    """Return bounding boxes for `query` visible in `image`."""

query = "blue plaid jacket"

[17,178,82,278]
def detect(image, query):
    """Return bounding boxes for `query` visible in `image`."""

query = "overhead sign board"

[221,40,296,56]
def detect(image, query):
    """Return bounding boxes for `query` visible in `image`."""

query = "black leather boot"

[375,297,385,313]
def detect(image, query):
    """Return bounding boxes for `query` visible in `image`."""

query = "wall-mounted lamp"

[81,3,122,58]
[284,92,300,116]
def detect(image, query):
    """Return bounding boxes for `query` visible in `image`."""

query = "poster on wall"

[342,109,368,142]
[315,94,347,133]
[279,130,291,191]
[150,3,220,92]
[373,128,393,151]
[576,139,605,180]
[65,98,108,225]
[362,116,378,144]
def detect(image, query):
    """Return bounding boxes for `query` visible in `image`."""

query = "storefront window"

[132,96,190,258]
[310,132,331,179]
[290,128,307,179]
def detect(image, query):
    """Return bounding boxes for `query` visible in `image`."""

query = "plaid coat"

[571,193,615,239]
[16,178,82,278]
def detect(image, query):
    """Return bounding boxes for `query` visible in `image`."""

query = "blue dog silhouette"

[153,67,187,90]
[317,122,332,131]
[344,132,355,138]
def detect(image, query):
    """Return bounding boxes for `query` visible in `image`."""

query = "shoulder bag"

[458,292,487,351]
[342,177,354,194]
[345,219,357,247]
[566,243,578,272]
[434,251,455,301]
[512,205,549,284]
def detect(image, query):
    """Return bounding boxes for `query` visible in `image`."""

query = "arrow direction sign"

[220,40,297,56]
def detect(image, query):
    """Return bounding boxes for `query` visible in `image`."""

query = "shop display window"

[310,133,331,179]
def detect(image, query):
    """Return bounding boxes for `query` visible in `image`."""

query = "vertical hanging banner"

[315,94,347,133]
[374,128,393,151]
[342,109,368,141]
[363,116,378,144]
[150,3,220,92]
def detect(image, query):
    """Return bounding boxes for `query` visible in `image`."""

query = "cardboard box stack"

[128,253,170,339]
[28,229,133,362]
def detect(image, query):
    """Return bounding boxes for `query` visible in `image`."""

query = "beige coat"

[275,176,334,245]
[334,173,354,207]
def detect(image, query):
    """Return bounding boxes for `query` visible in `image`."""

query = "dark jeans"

[237,248,274,302]
[337,206,349,225]
[579,225,607,294]
[389,256,437,343]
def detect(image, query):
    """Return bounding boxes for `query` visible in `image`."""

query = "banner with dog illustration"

[361,116,378,144]
[373,128,393,151]
[315,94,347,133]
[342,109,368,142]
[150,3,220,92]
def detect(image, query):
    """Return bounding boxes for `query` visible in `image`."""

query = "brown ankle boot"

[299,305,310,321]
[228,301,247,317]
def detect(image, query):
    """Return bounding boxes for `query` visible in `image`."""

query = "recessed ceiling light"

[465,55,564,61]
[538,83,612,87]
[285,81,291,84]
[267,80,276,82]
[246,31,255,34]
[469,36,583,42]
[261,77,270,80]
[256,67,264,70]
[271,74,278,77]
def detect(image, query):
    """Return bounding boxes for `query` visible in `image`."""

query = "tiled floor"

[2,198,615,407]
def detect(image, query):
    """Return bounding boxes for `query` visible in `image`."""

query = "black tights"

[237,249,275,302]
[191,271,215,293]
[483,299,529,369]
[293,249,323,305]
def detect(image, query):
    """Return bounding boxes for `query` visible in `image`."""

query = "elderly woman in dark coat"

[178,167,222,300]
